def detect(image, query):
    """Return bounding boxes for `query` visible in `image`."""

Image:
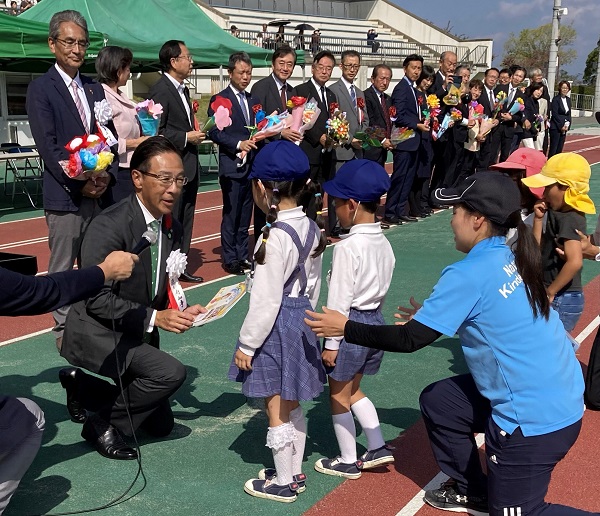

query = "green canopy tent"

[0,12,106,73]
[21,0,304,69]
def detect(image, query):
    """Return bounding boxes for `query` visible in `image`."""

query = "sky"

[393,0,599,78]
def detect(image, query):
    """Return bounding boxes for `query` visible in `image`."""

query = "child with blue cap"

[228,140,327,503]
[313,159,397,479]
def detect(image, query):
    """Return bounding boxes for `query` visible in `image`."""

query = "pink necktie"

[71,81,89,133]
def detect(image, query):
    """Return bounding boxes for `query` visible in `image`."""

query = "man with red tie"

[364,64,394,167]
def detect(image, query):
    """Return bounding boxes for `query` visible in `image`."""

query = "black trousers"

[420,374,591,515]
[219,175,253,265]
[385,149,417,219]
[77,343,186,437]
[548,129,567,158]
[585,326,600,410]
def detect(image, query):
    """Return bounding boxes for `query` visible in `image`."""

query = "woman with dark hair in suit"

[548,81,572,157]
[96,46,148,204]
[522,82,547,151]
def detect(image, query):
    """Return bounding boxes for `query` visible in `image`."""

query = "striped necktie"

[350,84,357,110]
[71,81,88,133]
[238,92,250,125]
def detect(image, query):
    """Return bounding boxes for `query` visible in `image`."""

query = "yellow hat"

[521,153,595,214]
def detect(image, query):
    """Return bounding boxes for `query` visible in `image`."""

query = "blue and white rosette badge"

[94,99,118,146]
[166,250,188,311]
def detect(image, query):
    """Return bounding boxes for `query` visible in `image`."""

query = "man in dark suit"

[250,45,302,237]
[364,64,394,167]
[477,67,501,169]
[291,50,338,226]
[208,52,260,276]
[149,40,206,283]
[497,66,526,163]
[60,137,204,460]
[0,251,136,512]
[385,54,428,224]
[26,10,118,352]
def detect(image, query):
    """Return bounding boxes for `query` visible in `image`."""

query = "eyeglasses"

[342,64,360,71]
[53,38,90,50]
[138,170,188,187]
[315,65,333,73]
[176,55,194,62]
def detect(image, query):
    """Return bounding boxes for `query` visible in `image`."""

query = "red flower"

[417,96,424,106]
[192,100,199,113]
[329,102,339,115]
[289,96,307,107]
[164,213,172,231]
[257,119,268,130]
[252,104,263,114]
[210,95,233,115]
[356,97,365,109]
[389,106,397,118]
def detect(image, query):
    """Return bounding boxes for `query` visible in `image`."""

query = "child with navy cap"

[228,140,328,503]
[313,159,396,479]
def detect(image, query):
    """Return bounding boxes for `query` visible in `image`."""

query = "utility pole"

[547,0,562,95]
[595,37,600,112]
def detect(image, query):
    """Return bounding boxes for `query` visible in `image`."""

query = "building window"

[6,74,33,117]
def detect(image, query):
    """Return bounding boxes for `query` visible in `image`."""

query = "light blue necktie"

[238,92,250,125]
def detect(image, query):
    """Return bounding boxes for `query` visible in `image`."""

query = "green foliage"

[583,47,599,85]
[501,22,577,79]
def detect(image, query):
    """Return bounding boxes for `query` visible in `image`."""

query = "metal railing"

[552,92,595,111]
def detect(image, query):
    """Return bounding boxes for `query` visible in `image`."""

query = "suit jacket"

[390,76,422,152]
[497,84,525,137]
[364,85,391,163]
[148,74,199,181]
[61,194,182,378]
[251,74,293,115]
[291,80,337,165]
[428,70,447,99]
[549,95,572,132]
[207,86,260,178]
[329,79,369,161]
[26,65,118,212]
[479,87,497,118]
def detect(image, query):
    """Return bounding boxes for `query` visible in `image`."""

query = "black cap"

[431,171,521,227]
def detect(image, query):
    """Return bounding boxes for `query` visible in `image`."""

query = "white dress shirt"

[324,222,395,350]
[238,207,323,356]
[55,63,91,129]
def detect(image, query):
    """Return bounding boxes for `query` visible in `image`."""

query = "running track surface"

[2,134,600,515]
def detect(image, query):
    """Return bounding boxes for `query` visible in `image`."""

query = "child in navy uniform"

[314,160,396,479]
[228,141,327,503]
[522,152,596,334]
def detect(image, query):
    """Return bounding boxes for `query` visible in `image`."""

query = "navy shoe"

[360,444,395,469]
[243,478,299,503]
[314,457,363,479]
[258,468,306,493]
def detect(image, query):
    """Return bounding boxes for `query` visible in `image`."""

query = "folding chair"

[1,143,44,209]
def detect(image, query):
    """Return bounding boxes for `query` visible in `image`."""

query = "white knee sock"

[289,406,306,476]
[351,397,385,451]
[266,422,296,485]
[332,411,357,463]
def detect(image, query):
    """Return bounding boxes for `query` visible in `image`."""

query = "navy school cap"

[248,140,310,181]
[431,171,521,227]
[323,159,391,202]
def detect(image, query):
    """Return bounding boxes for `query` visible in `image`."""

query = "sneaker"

[314,457,363,479]
[258,468,306,493]
[243,478,298,503]
[423,479,488,516]
[360,444,395,470]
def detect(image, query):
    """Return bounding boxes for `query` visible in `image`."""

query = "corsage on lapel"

[166,249,188,311]
[164,213,173,240]
[356,97,365,125]
[94,99,117,146]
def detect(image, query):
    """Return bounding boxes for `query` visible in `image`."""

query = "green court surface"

[3,165,600,515]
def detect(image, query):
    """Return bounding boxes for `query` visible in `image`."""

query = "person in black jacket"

[548,81,572,157]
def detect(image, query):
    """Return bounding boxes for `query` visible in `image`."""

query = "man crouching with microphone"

[60,137,206,460]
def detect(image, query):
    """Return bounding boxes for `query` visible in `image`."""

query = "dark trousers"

[305,156,334,232]
[385,149,417,219]
[585,326,600,410]
[77,343,186,437]
[486,127,502,167]
[429,140,448,195]
[219,175,253,265]
[420,374,591,516]
[548,130,567,158]
[499,126,514,163]
[174,170,200,255]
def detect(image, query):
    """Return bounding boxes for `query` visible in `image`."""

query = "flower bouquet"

[443,84,461,106]
[433,108,462,141]
[237,104,289,162]
[390,126,415,145]
[354,126,386,149]
[286,96,321,141]
[508,97,525,115]
[468,101,484,120]
[492,91,507,118]
[204,96,233,132]
[356,97,366,125]
[478,116,496,140]
[534,113,545,132]
[325,103,350,147]
[389,105,397,123]
[59,132,114,180]
[136,99,163,136]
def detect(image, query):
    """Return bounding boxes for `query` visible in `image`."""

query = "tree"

[583,46,599,85]
[501,22,577,77]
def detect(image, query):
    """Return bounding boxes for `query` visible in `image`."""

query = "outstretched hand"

[304,307,348,337]
[394,297,422,325]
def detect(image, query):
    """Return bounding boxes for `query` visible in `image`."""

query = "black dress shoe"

[81,416,138,461]
[223,262,245,275]
[179,272,204,283]
[59,368,87,424]
[381,217,400,225]
[330,229,341,238]
[398,215,419,222]
[239,259,252,270]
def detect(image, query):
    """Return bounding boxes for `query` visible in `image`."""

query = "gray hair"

[455,64,470,75]
[530,68,543,77]
[49,10,89,41]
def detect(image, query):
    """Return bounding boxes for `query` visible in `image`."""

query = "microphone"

[131,230,158,255]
